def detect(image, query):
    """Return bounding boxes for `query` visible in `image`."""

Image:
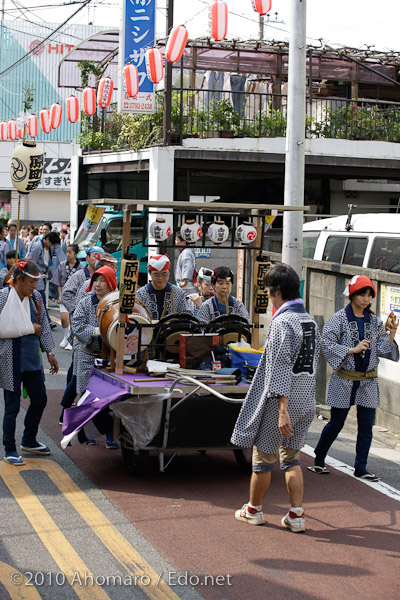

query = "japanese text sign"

[119,258,139,313]
[119,0,156,114]
[83,204,105,233]
[253,259,271,314]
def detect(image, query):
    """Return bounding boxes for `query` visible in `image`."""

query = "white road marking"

[302,444,400,502]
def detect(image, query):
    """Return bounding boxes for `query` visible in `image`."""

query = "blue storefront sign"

[119,0,156,114]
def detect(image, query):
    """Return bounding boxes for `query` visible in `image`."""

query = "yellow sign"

[83,204,105,233]
[264,215,276,233]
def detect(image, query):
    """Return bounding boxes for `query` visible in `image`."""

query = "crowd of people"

[0,219,398,535]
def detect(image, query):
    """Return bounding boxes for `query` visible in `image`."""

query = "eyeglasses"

[151,272,169,279]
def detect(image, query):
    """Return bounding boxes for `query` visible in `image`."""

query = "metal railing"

[81,89,400,153]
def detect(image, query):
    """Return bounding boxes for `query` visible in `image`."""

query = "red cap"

[343,275,376,298]
[148,255,170,272]
[87,266,117,292]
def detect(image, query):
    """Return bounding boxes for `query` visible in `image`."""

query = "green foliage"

[78,60,103,88]
[23,86,35,112]
[309,103,400,142]
[79,91,400,153]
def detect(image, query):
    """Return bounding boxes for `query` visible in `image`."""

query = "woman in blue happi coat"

[309,275,399,482]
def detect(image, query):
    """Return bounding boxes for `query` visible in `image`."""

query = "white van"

[303,213,400,273]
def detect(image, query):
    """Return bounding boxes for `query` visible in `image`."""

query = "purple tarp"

[60,369,131,448]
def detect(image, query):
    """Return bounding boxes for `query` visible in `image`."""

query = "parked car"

[303,213,400,273]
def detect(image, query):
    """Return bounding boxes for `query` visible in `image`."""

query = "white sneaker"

[65,343,73,351]
[281,510,305,533]
[59,338,68,349]
[235,503,265,525]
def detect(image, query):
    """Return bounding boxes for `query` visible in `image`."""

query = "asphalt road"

[0,304,398,600]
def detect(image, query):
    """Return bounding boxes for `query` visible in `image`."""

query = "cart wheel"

[121,446,150,476]
[234,448,252,472]
[120,425,150,476]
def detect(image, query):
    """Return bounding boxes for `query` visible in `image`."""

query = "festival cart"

[70,197,309,474]
[91,368,251,475]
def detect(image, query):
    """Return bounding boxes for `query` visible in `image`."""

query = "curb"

[315,404,400,452]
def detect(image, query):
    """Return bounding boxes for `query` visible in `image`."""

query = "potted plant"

[210,98,240,137]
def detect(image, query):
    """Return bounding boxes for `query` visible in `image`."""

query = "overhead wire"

[0,0,93,78]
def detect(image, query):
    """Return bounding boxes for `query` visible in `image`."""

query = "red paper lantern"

[252,0,272,16]
[146,47,163,84]
[8,120,17,140]
[50,102,63,129]
[40,109,52,134]
[0,121,8,141]
[166,25,189,63]
[210,0,228,42]
[28,114,38,138]
[83,87,96,116]
[66,95,79,123]
[97,77,114,108]
[124,64,139,98]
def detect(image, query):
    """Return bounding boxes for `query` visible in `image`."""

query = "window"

[342,237,368,267]
[322,235,368,266]
[322,236,347,263]
[368,237,400,273]
[303,232,319,258]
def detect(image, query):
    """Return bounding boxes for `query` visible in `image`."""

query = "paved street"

[0,307,398,600]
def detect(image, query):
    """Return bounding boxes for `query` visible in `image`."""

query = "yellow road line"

[1,460,181,600]
[1,463,109,600]
[0,562,42,599]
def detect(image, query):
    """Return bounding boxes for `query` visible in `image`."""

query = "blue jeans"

[3,370,47,454]
[315,405,376,470]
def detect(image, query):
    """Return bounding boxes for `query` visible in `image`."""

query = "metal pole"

[163,0,174,146]
[282,0,307,276]
[259,15,264,41]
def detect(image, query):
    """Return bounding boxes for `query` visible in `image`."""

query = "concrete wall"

[264,252,400,434]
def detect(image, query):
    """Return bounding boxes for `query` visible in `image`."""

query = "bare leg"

[284,465,303,507]
[60,312,69,329]
[249,471,272,506]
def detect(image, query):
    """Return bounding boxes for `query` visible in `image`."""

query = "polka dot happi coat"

[231,309,321,454]
[322,308,399,410]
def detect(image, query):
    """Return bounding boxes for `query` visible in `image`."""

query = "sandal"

[83,439,98,446]
[307,465,330,474]
[4,454,25,466]
[354,470,380,482]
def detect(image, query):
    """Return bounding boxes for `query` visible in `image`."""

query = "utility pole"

[163,0,173,146]
[282,0,307,276]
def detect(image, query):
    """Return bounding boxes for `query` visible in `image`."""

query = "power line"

[0,0,92,79]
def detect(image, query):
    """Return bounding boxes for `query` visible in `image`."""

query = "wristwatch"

[47,351,55,356]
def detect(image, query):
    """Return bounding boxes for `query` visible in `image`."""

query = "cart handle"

[167,376,245,403]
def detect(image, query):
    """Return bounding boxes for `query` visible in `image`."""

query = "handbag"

[179,333,220,369]
[0,287,35,338]
[228,343,264,375]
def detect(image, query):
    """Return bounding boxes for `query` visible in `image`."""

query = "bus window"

[368,237,400,273]
[303,232,319,258]
[342,237,368,267]
[322,236,347,263]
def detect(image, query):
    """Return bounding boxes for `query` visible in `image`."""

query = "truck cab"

[74,207,148,282]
